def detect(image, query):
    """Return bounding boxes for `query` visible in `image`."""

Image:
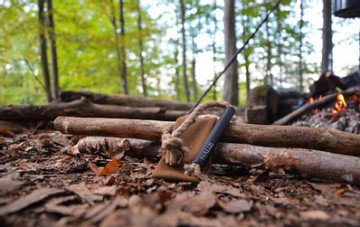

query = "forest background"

[0,0,359,105]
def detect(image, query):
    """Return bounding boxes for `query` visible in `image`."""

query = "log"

[60,90,193,110]
[76,137,360,185]
[54,116,360,157]
[273,86,360,125]
[0,97,186,121]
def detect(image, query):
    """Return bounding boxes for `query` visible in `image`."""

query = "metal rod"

[187,0,282,114]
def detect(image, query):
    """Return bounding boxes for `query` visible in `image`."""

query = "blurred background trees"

[0,0,358,105]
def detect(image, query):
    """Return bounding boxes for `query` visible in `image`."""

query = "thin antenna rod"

[188,0,281,114]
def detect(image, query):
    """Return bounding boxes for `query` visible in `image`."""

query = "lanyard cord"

[188,0,282,114]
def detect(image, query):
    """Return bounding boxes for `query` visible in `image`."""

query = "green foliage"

[0,0,353,105]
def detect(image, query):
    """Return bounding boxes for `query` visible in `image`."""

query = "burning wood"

[293,92,360,134]
[273,86,360,125]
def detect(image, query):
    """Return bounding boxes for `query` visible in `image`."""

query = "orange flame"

[332,93,347,114]
[309,97,314,104]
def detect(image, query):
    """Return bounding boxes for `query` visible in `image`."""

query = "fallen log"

[60,90,193,110]
[54,116,360,157]
[0,97,186,121]
[273,86,360,125]
[76,137,360,185]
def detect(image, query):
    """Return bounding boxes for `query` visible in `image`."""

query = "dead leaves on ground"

[1,133,360,226]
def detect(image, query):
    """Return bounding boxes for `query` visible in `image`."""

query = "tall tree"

[264,1,273,86]
[321,0,333,72]
[180,0,190,102]
[298,0,304,91]
[46,0,59,101]
[136,0,147,97]
[37,0,52,102]
[211,0,218,100]
[223,0,238,105]
[119,0,128,94]
[110,0,128,94]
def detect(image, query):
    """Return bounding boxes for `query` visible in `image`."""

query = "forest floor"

[1,130,360,227]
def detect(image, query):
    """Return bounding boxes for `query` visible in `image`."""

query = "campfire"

[293,92,360,134]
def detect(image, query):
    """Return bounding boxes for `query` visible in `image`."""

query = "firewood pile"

[1,86,360,226]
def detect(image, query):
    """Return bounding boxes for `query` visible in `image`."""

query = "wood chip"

[0,187,64,216]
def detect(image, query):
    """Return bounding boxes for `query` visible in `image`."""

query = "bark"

[191,50,198,100]
[174,44,181,101]
[0,97,186,121]
[76,137,360,185]
[265,16,273,86]
[218,143,360,185]
[38,0,52,102]
[273,86,360,125]
[321,0,333,72]
[0,121,25,135]
[110,0,127,94]
[298,0,304,92]
[54,116,360,157]
[60,90,193,110]
[180,0,190,102]
[136,0,147,97]
[212,0,218,101]
[119,0,128,94]
[46,0,59,101]
[223,0,238,105]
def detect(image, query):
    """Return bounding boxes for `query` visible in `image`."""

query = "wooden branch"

[0,97,186,121]
[54,116,360,156]
[60,90,193,110]
[76,137,360,185]
[273,86,360,125]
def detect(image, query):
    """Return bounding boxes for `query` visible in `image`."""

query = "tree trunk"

[180,0,190,102]
[136,0,147,97]
[191,37,198,100]
[54,116,360,157]
[212,0,218,101]
[46,0,59,101]
[273,86,360,125]
[119,0,128,94]
[60,90,193,110]
[37,0,52,102]
[174,44,181,101]
[321,0,333,72]
[0,97,186,121]
[265,18,273,86]
[76,137,360,185]
[298,0,304,92]
[109,0,125,94]
[223,0,238,105]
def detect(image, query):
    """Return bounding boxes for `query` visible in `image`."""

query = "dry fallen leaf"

[67,183,103,205]
[264,151,299,172]
[89,159,120,176]
[0,188,64,216]
[182,192,217,216]
[300,210,330,220]
[219,199,252,214]
[98,159,120,176]
[0,173,24,196]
